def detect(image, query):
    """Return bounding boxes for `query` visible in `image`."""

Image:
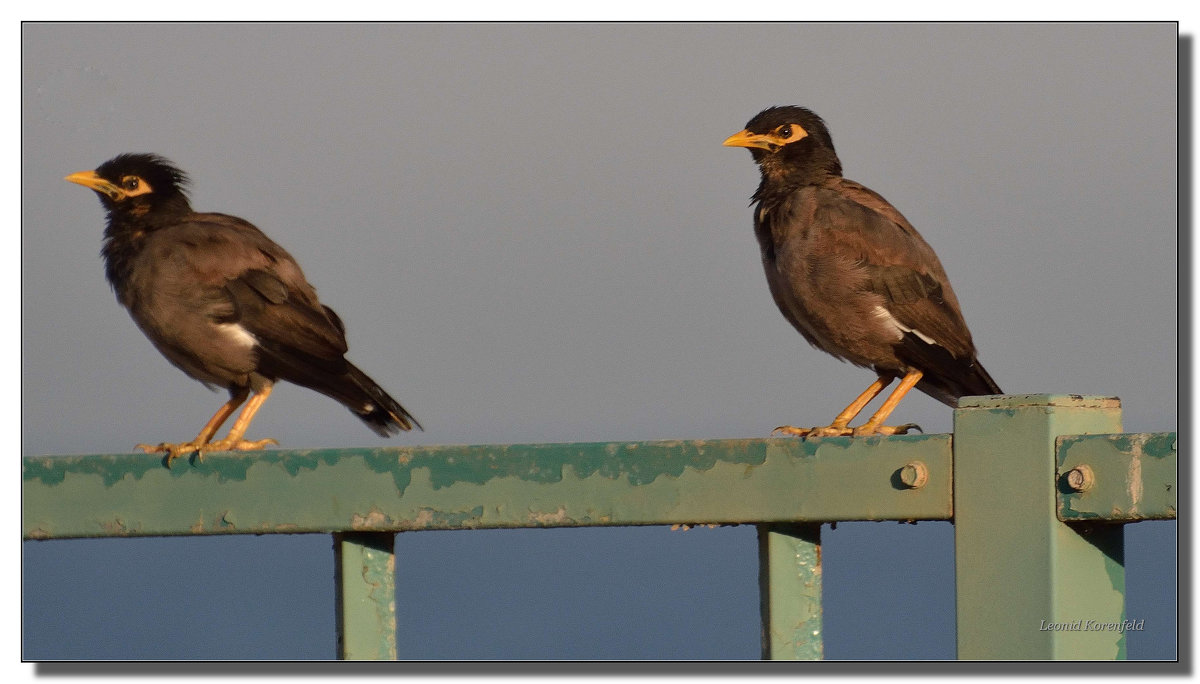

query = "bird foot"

[136,437,278,466]
[136,441,206,466]
[772,422,922,438]
[201,437,279,454]
[771,424,852,438]
[851,423,923,437]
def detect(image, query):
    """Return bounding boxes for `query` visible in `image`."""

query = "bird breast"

[117,231,262,388]
[758,193,910,370]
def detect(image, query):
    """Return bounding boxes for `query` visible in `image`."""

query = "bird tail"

[343,362,423,435]
[898,333,1002,407]
[918,358,1002,407]
[963,361,1002,398]
[262,346,421,435]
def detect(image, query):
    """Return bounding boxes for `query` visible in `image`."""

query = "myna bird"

[724,106,1000,437]
[67,153,420,461]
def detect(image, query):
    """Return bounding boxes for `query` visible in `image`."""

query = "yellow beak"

[65,170,123,200]
[722,129,777,151]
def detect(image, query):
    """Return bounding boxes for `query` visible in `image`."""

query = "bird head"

[723,106,842,183]
[66,153,191,220]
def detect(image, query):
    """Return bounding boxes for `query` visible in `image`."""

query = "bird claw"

[772,425,811,437]
[136,442,203,466]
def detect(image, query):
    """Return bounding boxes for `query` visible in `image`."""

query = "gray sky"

[22,23,1177,660]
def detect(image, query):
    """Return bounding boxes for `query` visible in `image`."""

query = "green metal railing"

[22,394,1177,660]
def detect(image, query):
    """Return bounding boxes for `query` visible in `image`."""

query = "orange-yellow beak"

[65,170,123,200]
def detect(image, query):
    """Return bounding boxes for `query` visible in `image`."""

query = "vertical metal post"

[334,532,397,660]
[758,523,823,660]
[954,394,1126,659]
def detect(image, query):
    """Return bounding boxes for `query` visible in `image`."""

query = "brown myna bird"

[67,153,420,461]
[724,106,1000,437]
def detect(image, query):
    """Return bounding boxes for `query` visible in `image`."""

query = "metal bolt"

[1066,464,1094,492]
[899,461,928,489]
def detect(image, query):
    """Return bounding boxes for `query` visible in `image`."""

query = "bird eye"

[121,176,141,191]
[778,125,793,139]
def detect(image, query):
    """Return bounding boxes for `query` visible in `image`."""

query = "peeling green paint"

[23,453,164,487]
[381,439,773,491]
[1057,432,1177,522]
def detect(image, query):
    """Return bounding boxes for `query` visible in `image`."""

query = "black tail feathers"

[345,363,422,435]
[898,332,1002,407]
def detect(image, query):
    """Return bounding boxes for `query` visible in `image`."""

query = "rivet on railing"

[899,461,928,489]
[1065,464,1095,492]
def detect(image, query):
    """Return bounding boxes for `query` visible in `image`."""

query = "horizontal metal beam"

[23,435,952,539]
[1057,432,1178,522]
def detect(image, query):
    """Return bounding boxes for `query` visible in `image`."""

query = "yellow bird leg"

[136,387,251,464]
[773,376,892,438]
[774,370,924,439]
[201,384,279,454]
[851,369,924,436]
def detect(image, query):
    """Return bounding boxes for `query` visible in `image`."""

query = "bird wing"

[822,179,976,359]
[226,269,348,361]
[816,180,1001,402]
[182,213,351,374]
[190,215,419,433]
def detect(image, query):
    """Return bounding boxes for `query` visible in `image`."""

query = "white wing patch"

[218,323,258,349]
[873,306,937,346]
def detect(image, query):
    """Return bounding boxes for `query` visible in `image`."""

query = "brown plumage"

[724,106,1000,436]
[67,153,420,462]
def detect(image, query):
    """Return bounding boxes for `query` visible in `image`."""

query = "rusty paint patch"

[399,506,486,530]
[351,508,392,529]
[529,506,571,526]
[101,518,131,535]
[1128,448,1143,515]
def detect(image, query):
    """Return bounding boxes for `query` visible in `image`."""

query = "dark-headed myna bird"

[724,106,1000,437]
[67,153,420,461]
